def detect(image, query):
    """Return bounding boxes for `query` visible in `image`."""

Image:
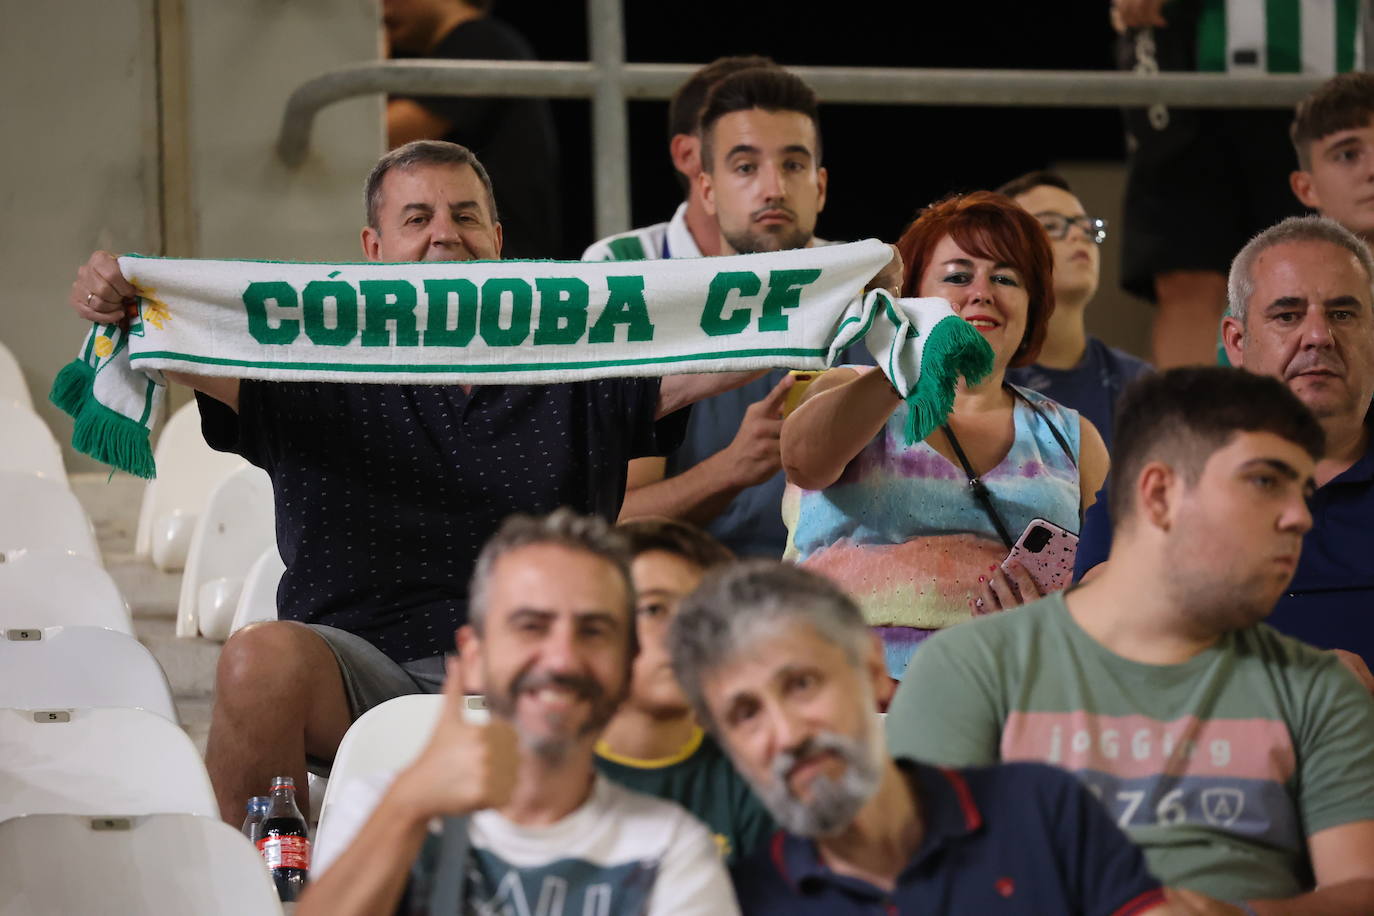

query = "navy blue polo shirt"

[731,760,1164,916]
[196,379,684,663]
[1075,425,1374,664]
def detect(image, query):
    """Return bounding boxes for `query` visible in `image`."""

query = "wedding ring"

[85,292,95,307]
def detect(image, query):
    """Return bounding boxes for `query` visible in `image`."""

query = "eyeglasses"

[1036,213,1108,245]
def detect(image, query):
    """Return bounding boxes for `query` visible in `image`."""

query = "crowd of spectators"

[66,33,1374,915]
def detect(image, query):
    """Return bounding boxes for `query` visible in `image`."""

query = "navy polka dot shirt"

[197,380,681,663]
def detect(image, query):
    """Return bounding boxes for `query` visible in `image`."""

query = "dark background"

[495,1,1127,259]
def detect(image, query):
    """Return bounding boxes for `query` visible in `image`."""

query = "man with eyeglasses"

[998,171,1152,450]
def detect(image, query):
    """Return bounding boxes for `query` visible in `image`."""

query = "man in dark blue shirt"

[1075,216,1374,685]
[669,561,1167,916]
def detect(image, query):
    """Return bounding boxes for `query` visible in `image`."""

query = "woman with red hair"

[781,191,1109,678]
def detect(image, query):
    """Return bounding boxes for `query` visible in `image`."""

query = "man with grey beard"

[669,561,1167,915]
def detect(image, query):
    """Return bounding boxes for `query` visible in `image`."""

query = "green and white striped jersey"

[1192,0,1365,73]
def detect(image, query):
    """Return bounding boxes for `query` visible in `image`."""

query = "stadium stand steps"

[71,472,217,755]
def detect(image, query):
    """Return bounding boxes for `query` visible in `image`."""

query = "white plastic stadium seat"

[0,339,32,409]
[0,626,175,722]
[177,464,274,640]
[0,814,282,916]
[228,546,284,636]
[0,402,66,482]
[0,550,132,635]
[315,694,487,852]
[135,399,248,572]
[0,471,98,561]
[0,707,216,821]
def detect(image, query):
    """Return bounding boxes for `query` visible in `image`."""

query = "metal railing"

[276,0,1335,239]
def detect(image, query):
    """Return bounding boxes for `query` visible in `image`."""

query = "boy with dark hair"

[1290,72,1374,244]
[890,367,1374,914]
[596,518,775,864]
[998,169,1152,449]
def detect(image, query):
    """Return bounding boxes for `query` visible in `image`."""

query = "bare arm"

[656,369,768,419]
[780,366,900,490]
[295,784,433,916]
[387,98,454,148]
[70,250,240,410]
[1252,821,1374,915]
[1078,415,1109,511]
[622,373,793,525]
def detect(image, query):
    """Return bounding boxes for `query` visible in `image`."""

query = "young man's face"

[1222,239,1374,421]
[1013,184,1100,308]
[700,622,887,837]
[361,162,503,264]
[700,108,827,254]
[467,543,633,764]
[1292,121,1374,239]
[1161,431,1315,632]
[625,550,704,715]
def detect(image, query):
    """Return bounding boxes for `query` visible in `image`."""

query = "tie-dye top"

[785,383,1080,677]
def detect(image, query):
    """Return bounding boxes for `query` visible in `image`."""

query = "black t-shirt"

[395,17,561,259]
[197,380,679,663]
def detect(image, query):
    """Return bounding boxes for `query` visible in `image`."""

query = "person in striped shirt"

[1112,0,1361,369]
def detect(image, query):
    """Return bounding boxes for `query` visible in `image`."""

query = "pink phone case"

[1000,518,1079,594]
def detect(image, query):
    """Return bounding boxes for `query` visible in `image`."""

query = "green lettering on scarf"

[533,277,590,345]
[421,279,479,347]
[700,271,762,337]
[588,275,654,343]
[303,280,358,346]
[480,278,532,347]
[360,280,419,347]
[244,281,300,345]
[760,269,822,332]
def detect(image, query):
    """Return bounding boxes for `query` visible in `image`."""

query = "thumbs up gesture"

[394,654,521,818]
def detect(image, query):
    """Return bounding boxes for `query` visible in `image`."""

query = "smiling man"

[1075,216,1374,675]
[669,561,1168,915]
[302,510,736,916]
[891,367,1374,914]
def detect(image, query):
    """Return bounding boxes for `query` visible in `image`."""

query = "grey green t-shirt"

[887,591,1374,902]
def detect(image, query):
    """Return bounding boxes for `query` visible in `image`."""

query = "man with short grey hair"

[1075,215,1374,682]
[670,561,1168,915]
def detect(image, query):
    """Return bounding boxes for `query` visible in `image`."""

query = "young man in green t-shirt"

[889,367,1374,913]
[596,518,776,863]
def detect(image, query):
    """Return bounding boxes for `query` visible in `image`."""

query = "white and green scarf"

[50,240,992,478]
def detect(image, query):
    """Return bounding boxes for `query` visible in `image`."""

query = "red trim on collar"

[769,829,790,884]
[1111,887,1167,916]
[937,767,983,832]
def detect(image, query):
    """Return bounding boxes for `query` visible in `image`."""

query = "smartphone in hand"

[1001,518,1078,595]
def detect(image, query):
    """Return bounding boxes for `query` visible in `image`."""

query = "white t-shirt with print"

[315,770,739,916]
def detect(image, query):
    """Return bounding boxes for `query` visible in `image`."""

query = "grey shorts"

[305,623,445,775]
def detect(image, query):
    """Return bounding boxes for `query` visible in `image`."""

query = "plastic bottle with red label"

[257,776,310,901]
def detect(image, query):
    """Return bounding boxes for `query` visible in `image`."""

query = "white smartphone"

[1001,518,1079,595]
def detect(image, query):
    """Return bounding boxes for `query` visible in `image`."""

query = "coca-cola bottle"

[241,796,270,846]
[257,776,310,901]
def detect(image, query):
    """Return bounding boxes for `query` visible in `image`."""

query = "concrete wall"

[2,0,162,469]
[2,0,382,470]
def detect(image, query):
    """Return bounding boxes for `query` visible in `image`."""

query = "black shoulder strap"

[424,815,471,915]
[942,423,1016,551]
